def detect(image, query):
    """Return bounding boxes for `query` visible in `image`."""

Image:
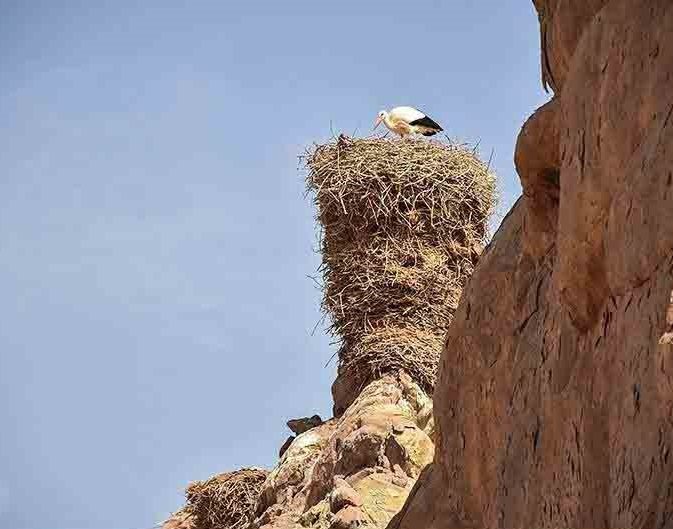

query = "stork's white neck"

[382,112,396,131]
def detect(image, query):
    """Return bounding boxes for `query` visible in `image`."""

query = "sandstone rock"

[332,370,370,418]
[256,421,336,524]
[351,473,411,528]
[330,477,363,513]
[514,98,560,261]
[253,373,433,528]
[534,0,609,92]
[330,506,367,529]
[288,415,323,435]
[279,436,295,458]
[384,427,434,479]
[391,465,408,488]
[334,426,387,477]
[299,500,333,529]
[391,1,673,528]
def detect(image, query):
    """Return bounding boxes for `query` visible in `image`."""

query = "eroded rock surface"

[391,1,673,528]
[288,416,324,436]
[251,372,434,529]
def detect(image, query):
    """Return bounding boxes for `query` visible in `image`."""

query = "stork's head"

[374,110,387,130]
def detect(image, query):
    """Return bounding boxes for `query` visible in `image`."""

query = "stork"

[374,106,443,138]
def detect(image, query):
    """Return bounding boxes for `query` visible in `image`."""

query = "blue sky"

[0,2,548,528]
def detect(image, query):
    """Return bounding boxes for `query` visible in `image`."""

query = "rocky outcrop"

[391,1,673,528]
[287,416,324,436]
[251,372,434,529]
[279,416,326,459]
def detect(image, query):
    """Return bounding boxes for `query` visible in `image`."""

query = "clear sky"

[0,2,548,528]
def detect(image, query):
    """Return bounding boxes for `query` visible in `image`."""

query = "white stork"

[374,106,443,138]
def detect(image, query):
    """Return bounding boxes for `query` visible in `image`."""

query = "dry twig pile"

[182,468,268,529]
[305,136,496,394]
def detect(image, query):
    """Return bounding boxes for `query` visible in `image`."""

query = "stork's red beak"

[373,116,382,130]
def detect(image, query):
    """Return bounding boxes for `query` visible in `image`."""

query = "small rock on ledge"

[287,414,323,435]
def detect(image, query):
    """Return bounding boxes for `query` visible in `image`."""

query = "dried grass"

[162,509,197,529]
[305,135,496,393]
[183,468,268,529]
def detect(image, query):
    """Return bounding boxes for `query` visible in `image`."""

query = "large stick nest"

[183,468,268,529]
[162,509,197,529]
[305,136,496,393]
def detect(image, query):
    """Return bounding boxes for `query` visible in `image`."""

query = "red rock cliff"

[390,1,673,527]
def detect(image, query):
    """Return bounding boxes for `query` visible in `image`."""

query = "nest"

[305,136,496,394]
[162,509,196,529]
[183,468,268,529]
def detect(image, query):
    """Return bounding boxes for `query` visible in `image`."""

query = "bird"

[373,106,443,138]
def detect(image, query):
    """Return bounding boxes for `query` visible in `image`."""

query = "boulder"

[288,415,324,435]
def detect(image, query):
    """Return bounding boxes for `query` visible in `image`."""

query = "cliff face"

[391,1,673,528]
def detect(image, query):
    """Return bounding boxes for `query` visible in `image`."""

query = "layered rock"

[391,1,673,527]
[251,372,434,529]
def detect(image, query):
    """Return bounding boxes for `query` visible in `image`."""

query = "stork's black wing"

[409,115,443,131]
